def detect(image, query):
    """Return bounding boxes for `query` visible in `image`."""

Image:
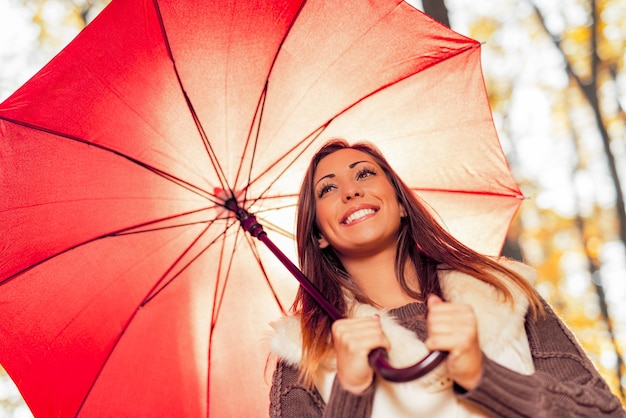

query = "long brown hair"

[293,139,541,384]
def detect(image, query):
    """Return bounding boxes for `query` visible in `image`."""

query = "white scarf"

[269,260,536,417]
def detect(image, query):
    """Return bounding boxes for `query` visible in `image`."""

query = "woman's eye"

[317,183,335,198]
[356,167,377,180]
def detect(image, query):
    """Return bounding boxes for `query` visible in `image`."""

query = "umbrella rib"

[0,117,218,204]
[235,84,316,207]
[208,223,290,329]
[412,187,525,199]
[209,223,242,327]
[0,205,219,286]
[74,218,237,416]
[174,87,232,199]
[234,83,267,204]
[251,1,405,146]
[317,42,482,130]
[112,218,215,236]
[206,219,243,412]
[254,217,295,241]
[243,46,486,209]
[152,0,234,204]
[233,1,309,204]
[140,220,239,307]
[205,219,242,414]
[245,124,330,208]
[242,230,291,315]
[204,225,291,414]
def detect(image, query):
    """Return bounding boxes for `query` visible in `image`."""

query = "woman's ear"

[399,202,407,217]
[317,233,330,249]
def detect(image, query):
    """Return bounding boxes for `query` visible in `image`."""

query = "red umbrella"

[0,0,523,416]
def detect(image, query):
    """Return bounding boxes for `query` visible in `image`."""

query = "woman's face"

[312,148,405,258]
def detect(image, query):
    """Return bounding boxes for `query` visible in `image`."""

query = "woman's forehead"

[314,149,375,177]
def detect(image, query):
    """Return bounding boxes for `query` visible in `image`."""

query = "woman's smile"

[341,205,378,225]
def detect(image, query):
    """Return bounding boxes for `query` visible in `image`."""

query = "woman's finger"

[332,315,390,393]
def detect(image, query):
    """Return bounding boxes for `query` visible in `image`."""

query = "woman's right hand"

[331,315,391,394]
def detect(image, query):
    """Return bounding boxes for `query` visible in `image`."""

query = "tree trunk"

[422,0,450,27]
[532,2,626,250]
[533,0,625,399]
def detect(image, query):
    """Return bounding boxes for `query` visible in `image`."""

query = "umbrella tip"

[214,187,246,215]
[213,187,265,238]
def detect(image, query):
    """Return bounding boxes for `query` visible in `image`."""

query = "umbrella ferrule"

[225,198,266,239]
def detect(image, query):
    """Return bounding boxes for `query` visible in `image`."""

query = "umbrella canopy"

[0,0,523,416]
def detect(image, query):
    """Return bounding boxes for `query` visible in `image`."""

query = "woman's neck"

[340,249,421,309]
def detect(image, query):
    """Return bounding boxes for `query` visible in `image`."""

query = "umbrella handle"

[368,347,448,382]
[227,200,448,382]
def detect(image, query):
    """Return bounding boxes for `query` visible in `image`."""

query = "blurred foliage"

[510,203,625,398]
[467,0,625,404]
[10,0,109,52]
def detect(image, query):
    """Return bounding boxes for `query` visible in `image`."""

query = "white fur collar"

[269,259,536,392]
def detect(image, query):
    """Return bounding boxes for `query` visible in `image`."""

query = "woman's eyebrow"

[314,173,335,187]
[349,160,369,169]
[314,160,372,186]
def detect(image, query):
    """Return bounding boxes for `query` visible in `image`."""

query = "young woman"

[269,139,625,417]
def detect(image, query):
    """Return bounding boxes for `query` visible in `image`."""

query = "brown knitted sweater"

[270,300,626,417]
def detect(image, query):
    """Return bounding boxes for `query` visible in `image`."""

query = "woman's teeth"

[344,208,376,225]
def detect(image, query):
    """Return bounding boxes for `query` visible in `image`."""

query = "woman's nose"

[343,185,363,202]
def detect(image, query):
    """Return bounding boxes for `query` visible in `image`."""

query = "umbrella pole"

[225,199,342,320]
[226,199,448,382]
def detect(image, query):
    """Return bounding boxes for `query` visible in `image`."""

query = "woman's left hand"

[425,294,483,390]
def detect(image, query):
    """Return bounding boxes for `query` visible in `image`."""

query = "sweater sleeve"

[269,359,376,418]
[457,301,626,417]
[324,375,376,418]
